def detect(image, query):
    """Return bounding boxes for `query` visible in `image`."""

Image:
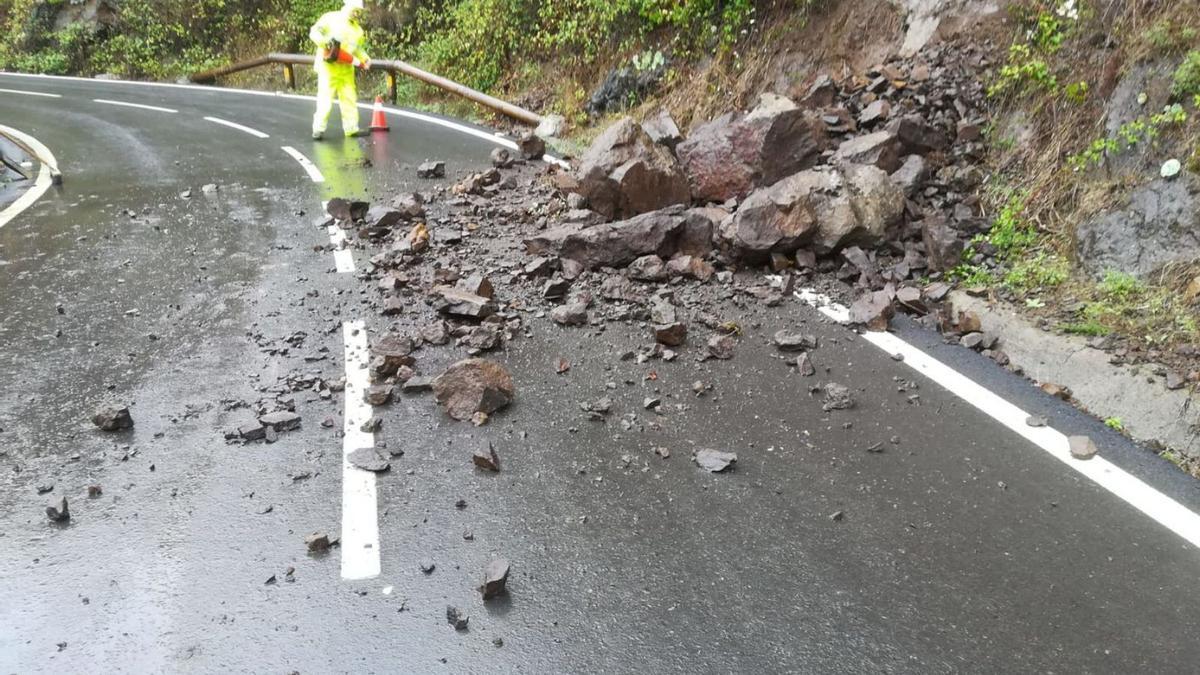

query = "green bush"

[1172,50,1200,100]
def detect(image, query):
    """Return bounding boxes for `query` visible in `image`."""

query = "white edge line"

[203,116,270,139]
[281,146,324,183]
[0,124,57,229]
[341,320,380,580]
[93,98,178,114]
[322,201,356,273]
[1,72,568,165]
[794,288,1200,550]
[0,87,61,98]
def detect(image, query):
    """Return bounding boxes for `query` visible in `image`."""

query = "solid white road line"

[321,201,355,273]
[795,288,1200,550]
[0,87,61,98]
[341,320,381,580]
[93,98,178,113]
[203,116,270,139]
[0,124,58,229]
[281,146,324,183]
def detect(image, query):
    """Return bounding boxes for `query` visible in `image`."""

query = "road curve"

[2,73,1200,673]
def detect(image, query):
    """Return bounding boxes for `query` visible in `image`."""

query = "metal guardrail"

[190,53,543,127]
[0,128,62,185]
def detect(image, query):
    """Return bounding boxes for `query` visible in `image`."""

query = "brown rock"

[848,291,895,331]
[573,118,690,219]
[433,359,515,422]
[707,334,737,360]
[473,441,500,472]
[557,206,688,270]
[922,216,964,272]
[677,96,827,203]
[831,131,903,173]
[481,559,511,600]
[655,322,688,347]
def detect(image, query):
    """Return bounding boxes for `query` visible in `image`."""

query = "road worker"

[310,0,371,140]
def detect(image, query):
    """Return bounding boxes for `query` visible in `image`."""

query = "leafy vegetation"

[1066,104,1188,170]
[1171,50,1200,100]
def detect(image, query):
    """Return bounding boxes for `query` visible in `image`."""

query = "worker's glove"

[324,39,342,62]
[359,57,372,70]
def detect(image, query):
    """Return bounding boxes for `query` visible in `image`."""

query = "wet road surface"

[1,73,1199,673]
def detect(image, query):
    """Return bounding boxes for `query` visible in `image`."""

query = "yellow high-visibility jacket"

[309,10,369,70]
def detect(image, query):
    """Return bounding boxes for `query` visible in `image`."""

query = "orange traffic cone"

[369,97,390,133]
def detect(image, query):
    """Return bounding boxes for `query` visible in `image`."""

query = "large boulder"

[676,94,827,203]
[432,359,515,421]
[556,206,688,269]
[572,118,691,220]
[723,170,835,256]
[814,163,905,254]
[724,164,905,258]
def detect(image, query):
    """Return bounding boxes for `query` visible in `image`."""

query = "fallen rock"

[517,131,545,160]
[725,170,831,257]
[922,216,964,272]
[642,109,682,151]
[831,131,902,173]
[490,147,513,168]
[326,197,370,222]
[773,330,818,352]
[259,411,301,432]
[677,95,827,203]
[305,532,332,552]
[796,352,816,376]
[694,449,737,472]
[91,406,133,431]
[812,163,904,254]
[431,285,498,320]
[1068,435,1098,460]
[481,559,511,600]
[1025,415,1048,428]
[365,384,393,406]
[551,300,589,326]
[654,322,688,347]
[891,115,949,156]
[822,383,855,411]
[848,291,895,331]
[555,205,688,269]
[473,441,501,472]
[401,376,434,393]
[417,161,446,179]
[432,359,515,422]
[347,448,390,472]
[665,255,715,282]
[707,334,737,360]
[46,497,69,523]
[446,605,469,630]
[573,117,690,219]
[628,255,668,282]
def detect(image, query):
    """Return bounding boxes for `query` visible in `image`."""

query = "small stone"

[707,334,736,360]
[87,485,102,498]
[401,376,434,393]
[420,559,436,574]
[91,406,133,431]
[473,441,500,472]
[259,411,302,432]
[1025,415,1048,428]
[360,417,383,433]
[1040,382,1071,400]
[829,510,845,521]
[1068,435,1098,460]
[446,605,469,630]
[1165,371,1186,390]
[551,301,589,326]
[490,147,513,168]
[694,449,737,472]
[45,497,70,523]
[365,384,394,406]
[822,383,855,411]
[796,352,816,377]
[347,447,390,472]
[960,332,985,350]
[480,559,511,600]
[773,330,818,352]
[417,161,446,179]
[36,484,54,495]
[654,322,688,347]
[305,532,331,552]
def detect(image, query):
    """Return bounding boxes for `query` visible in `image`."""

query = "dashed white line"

[93,98,178,113]
[796,288,1200,550]
[0,87,61,98]
[203,116,269,139]
[341,320,380,580]
[281,146,324,183]
[0,124,59,229]
[322,201,356,273]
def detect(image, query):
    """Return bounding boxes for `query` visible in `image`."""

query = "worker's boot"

[312,131,324,141]
[345,130,368,138]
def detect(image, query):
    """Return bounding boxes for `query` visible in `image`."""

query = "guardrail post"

[386,71,397,104]
[283,63,295,90]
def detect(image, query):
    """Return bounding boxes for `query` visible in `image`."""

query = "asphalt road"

[2,73,1199,674]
